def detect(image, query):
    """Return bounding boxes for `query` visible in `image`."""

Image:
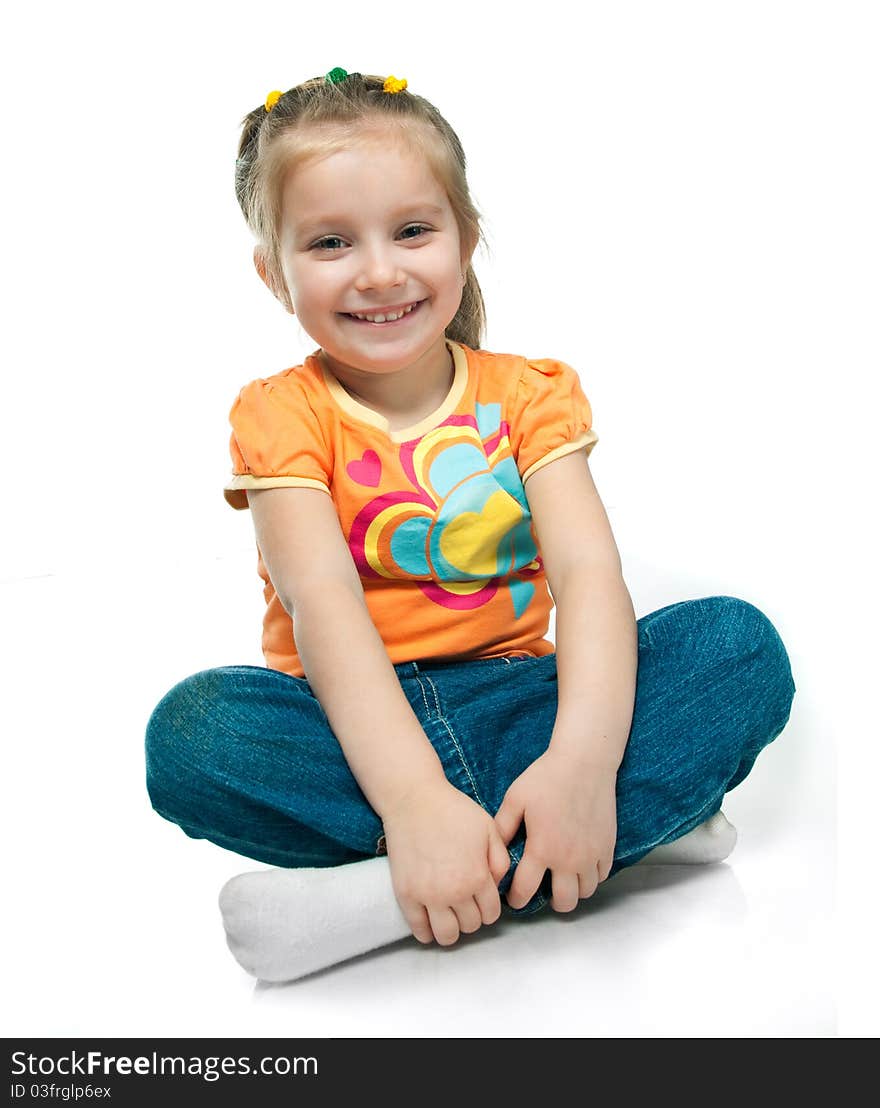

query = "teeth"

[351,302,418,323]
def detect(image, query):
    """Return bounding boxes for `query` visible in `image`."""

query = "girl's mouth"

[341,299,425,326]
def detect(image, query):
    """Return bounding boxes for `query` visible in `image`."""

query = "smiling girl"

[144,69,796,983]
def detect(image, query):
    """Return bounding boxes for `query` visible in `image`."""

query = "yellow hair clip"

[264,89,283,112]
[383,76,407,94]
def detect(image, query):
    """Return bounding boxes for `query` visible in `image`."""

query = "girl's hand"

[494,749,618,911]
[381,780,511,946]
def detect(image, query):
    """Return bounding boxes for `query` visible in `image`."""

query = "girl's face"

[273,131,471,378]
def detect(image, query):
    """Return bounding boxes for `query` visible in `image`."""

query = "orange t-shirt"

[224,339,598,678]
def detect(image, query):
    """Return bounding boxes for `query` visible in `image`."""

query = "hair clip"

[383,75,407,94]
[264,90,283,112]
[325,67,349,84]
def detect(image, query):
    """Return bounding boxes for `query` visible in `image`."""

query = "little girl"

[145,68,796,983]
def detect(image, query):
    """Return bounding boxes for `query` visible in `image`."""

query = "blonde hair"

[234,72,487,349]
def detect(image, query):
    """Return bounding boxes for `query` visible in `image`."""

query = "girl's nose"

[354,245,405,291]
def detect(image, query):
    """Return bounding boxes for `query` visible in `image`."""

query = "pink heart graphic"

[346,449,382,487]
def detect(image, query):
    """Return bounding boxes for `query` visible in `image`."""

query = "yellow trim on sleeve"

[223,474,331,511]
[521,429,599,483]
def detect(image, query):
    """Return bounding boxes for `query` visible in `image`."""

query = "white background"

[1,1,876,1037]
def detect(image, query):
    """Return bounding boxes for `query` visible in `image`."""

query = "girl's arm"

[246,487,510,942]
[526,451,638,771]
[247,486,446,811]
[494,450,638,910]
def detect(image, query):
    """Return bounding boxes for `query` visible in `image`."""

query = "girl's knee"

[144,668,227,809]
[647,595,796,730]
[710,596,794,692]
[703,596,796,744]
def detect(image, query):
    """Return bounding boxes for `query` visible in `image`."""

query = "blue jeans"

[144,596,795,915]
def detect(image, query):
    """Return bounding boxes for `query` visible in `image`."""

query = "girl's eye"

[310,225,431,251]
[312,236,346,251]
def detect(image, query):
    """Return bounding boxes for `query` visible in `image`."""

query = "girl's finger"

[427,905,461,947]
[577,866,600,901]
[475,879,502,926]
[405,903,434,945]
[551,871,580,913]
[493,796,523,845]
[488,832,513,886]
[453,898,483,935]
[506,851,546,910]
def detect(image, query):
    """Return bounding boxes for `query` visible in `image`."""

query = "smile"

[342,300,424,325]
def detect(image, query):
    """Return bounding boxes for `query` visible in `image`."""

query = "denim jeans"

[145,595,795,916]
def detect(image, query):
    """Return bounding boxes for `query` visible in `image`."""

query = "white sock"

[219,811,738,983]
[635,811,738,865]
[219,855,409,983]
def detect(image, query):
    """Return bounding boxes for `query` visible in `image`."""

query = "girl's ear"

[460,229,479,276]
[253,246,295,315]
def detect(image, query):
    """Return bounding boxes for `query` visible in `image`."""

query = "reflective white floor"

[2,554,836,1038]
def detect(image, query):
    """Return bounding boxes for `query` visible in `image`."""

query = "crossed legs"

[145,596,795,982]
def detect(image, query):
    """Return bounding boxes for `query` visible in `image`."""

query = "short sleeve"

[509,358,599,483]
[223,376,332,510]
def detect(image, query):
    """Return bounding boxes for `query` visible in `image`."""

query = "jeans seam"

[413,674,433,717]
[418,671,443,718]
[417,671,488,806]
[437,715,489,811]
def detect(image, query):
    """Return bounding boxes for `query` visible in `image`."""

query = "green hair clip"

[323,67,406,93]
